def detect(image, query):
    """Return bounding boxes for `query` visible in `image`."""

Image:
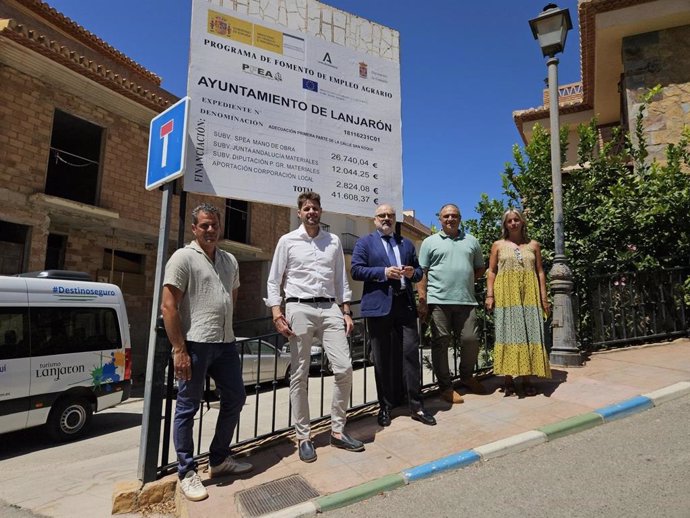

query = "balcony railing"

[542,81,583,107]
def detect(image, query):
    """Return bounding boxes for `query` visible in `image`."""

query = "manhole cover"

[236,474,320,517]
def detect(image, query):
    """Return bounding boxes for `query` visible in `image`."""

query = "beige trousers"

[286,301,353,439]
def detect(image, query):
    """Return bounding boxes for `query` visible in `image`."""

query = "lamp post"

[529,4,583,367]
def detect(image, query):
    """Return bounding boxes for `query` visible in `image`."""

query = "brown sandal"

[500,376,516,397]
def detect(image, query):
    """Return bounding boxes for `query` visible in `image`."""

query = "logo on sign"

[242,63,282,81]
[302,79,318,92]
[319,52,337,69]
[359,62,368,79]
[209,15,231,36]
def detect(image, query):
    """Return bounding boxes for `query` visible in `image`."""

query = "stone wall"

[622,24,690,161]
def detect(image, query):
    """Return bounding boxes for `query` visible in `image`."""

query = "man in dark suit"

[351,204,436,427]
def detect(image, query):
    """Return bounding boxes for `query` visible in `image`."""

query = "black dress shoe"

[330,432,365,452]
[411,410,437,426]
[298,439,317,463]
[377,409,391,427]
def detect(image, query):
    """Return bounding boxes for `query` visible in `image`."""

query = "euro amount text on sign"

[184,1,402,216]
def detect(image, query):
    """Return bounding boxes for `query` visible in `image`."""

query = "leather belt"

[285,297,335,304]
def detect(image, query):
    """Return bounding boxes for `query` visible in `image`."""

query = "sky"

[46,0,581,227]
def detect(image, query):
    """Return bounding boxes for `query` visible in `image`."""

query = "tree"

[466,87,690,347]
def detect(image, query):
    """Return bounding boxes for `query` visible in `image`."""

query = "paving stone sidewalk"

[179,339,690,518]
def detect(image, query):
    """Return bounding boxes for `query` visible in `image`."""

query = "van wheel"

[284,365,292,384]
[47,396,93,442]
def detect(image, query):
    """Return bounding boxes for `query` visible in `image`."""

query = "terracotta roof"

[18,0,161,85]
[0,1,177,111]
[402,213,431,238]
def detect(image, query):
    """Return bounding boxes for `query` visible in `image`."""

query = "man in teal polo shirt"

[418,203,486,404]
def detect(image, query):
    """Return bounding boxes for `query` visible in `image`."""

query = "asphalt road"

[327,394,690,518]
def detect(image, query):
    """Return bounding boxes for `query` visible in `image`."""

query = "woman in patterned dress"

[485,209,551,396]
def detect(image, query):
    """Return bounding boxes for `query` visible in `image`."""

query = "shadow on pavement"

[541,368,568,397]
[0,411,142,461]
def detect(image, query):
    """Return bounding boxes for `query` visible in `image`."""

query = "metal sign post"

[138,97,190,482]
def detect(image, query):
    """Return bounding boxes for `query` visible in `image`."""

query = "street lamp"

[529,4,583,367]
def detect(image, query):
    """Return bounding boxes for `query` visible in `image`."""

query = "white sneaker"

[179,470,208,501]
[209,455,253,478]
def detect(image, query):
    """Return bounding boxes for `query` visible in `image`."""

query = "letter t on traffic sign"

[159,120,174,168]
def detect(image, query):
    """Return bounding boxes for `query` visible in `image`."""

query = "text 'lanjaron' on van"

[0,270,132,441]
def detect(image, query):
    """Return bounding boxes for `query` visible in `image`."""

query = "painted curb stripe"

[315,473,405,512]
[644,381,690,405]
[594,395,653,421]
[402,450,480,482]
[538,412,603,440]
[260,382,690,517]
[260,500,318,518]
[473,430,548,461]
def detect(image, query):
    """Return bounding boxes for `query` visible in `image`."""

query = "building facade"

[514,0,690,166]
[0,0,291,377]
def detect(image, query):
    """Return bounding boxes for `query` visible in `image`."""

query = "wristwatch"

[342,310,353,317]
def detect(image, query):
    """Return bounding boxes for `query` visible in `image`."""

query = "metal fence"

[155,267,690,476]
[589,267,689,350]
[156,301,492,477]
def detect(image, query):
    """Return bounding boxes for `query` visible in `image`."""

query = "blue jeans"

[173,341,246,478]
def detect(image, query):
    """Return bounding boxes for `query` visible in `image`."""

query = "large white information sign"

[185,1,402,216]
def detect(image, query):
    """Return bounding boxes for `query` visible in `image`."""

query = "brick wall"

[1,54,290,378]
[235,260,266,322]
[249,201,291,253]
[0,65,53,196]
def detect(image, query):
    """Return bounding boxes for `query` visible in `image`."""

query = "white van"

[0,270,132,441]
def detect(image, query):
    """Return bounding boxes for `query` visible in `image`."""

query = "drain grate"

[236,474,320,517]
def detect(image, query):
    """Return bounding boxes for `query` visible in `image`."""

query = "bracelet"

[273,315,284,323]
[486,295,494,299]
[342,310,353,317]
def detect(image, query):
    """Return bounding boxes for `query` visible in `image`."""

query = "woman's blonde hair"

[501,209,529,243]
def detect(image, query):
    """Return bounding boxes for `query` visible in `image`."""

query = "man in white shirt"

[266,192,365,463]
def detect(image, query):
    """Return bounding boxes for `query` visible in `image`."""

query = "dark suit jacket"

[351,231,423,317]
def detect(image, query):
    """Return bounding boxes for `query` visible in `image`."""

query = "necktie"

[382,235,402,290]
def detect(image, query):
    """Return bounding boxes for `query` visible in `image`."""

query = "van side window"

[0,308,29,360]
[30,307,122,357]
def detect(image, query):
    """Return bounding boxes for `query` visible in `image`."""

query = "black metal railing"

[589,267,689,350]
[156,267,690,476]
[156,299,492,477]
